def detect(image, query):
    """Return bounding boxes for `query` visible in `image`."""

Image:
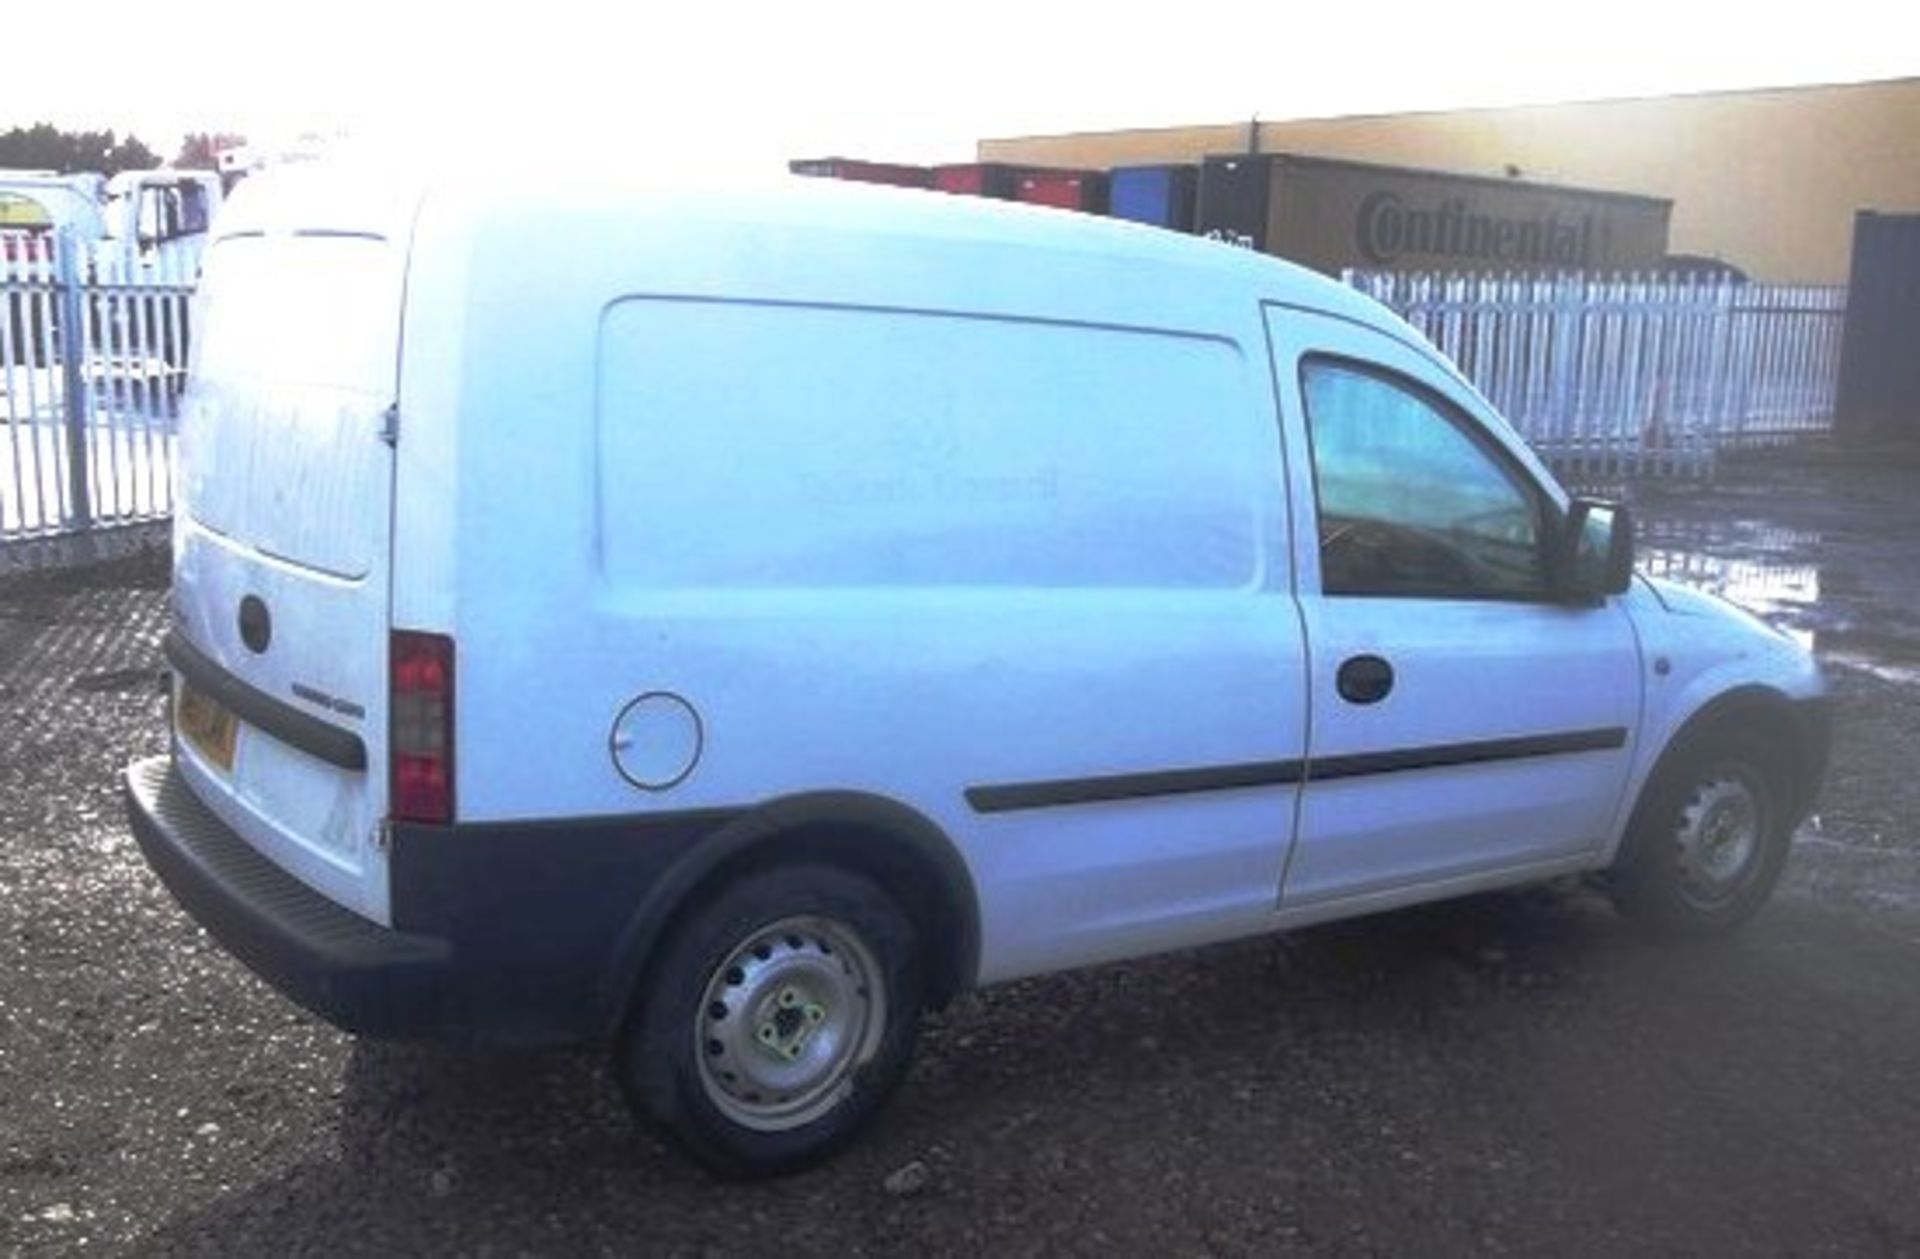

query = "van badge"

[290,682,367,721]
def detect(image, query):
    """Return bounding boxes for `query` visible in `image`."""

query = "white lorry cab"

[124,160,1831,1176]
[98,168,223,281]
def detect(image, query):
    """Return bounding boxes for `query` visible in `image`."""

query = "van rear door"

[169,178,416,925]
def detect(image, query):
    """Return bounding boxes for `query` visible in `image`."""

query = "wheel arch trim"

[598,790,982,1039]
[1606,682,1827,866]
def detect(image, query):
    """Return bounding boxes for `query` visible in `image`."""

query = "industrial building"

[978,76,1920,283]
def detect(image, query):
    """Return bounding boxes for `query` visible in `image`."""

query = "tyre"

[1609,732,1792,935]
[618,863,923,1177]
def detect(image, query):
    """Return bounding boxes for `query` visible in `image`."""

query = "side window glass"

[1302,357,1548,599]
[179,183,209,235]
[138,188,188,244]
[138,189,161,243]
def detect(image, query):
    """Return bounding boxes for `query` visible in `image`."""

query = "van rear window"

[196,234,400,395]
[180,232,403,579]
[596,301,1261,589]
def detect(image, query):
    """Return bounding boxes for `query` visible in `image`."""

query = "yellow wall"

[979,78,1920,282]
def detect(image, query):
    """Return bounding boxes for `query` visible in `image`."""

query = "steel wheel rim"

[1675,768,1766,907]
[694,915,886,1132]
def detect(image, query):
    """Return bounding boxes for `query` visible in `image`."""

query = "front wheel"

[618,863,922,1177]
[1610,734,1791,935]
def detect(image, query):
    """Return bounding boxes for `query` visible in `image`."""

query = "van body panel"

[167,174,416,924]
[171,517,388,917]
[385,186,469,642]
[1599,576,1830,863]
[1264,307,1644,905]
[596,300,1261,590]
[410,202,1315,980]
[498,588,1311,985]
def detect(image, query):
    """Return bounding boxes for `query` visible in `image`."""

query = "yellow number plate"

[176,682,238,772]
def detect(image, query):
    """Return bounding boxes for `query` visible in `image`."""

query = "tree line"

[0,124,246,176]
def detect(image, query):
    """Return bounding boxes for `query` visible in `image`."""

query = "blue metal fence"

[2,227,191,559]
[1346,270,1848,476]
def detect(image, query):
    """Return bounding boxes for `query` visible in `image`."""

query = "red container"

[789,158,931,189]
[1014,170,1110,215]
[930,164,1024,199]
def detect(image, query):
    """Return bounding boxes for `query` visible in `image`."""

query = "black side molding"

[965,727,1629,814]
[164,629,369,772]
[1309,728,1628,782]
[967,760,1304,813]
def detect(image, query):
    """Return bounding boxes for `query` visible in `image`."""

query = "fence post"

[1548,273,1578,464]
[55,228,92,530]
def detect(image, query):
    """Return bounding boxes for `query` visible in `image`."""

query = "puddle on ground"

[1637,514,1920,685]
[1638,545,1823,648]
[1816,634,1920,688]
[1639,518,1824,648]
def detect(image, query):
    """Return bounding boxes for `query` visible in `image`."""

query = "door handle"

[1336,654,1394,705]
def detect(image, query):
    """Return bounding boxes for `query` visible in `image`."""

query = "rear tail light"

[390,630,455,824]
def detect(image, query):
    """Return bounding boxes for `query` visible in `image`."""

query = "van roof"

[0,171,103,194]
[216,159,1407,338]
[105,168,222,193]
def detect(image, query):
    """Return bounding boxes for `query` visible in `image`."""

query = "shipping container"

[1196,153,1672,275]
[1107,165,1198,232]
[789,158,931,189]
[1014,169,1108,214]
[930,163,1029,199]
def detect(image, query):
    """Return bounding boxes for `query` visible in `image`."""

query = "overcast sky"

[4,0,1913,170]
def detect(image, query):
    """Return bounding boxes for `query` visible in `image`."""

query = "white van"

[124,162,1830,1176]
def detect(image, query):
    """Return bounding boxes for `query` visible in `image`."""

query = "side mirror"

[1559,498,1634,600]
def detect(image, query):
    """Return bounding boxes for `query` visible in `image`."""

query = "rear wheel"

[1610,733,1791,935]
[619,863,922,1177]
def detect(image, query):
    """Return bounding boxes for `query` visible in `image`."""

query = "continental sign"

[1358,192,1600,267]
[1199,153,1672,275]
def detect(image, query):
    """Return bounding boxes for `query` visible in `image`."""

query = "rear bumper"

[124,756,453,1038]
[123,756,737,1045]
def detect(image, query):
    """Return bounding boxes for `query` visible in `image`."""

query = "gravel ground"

[4,450,1920,1257]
